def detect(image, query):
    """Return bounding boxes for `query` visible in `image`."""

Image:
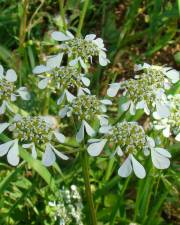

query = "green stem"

[42,91,50,115]
[76,0,90,37]
[59,0,67,31]
[80,149,97,225]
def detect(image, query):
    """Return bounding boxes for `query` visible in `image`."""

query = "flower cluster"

[51,31,109,69]
[0,65,30,114]
[154,94,180,141]
[107,63,179,117]
[47,185,83,225]
[87,121,171,178]
[33,54,90,103]
[59,95,112,142]
[0,28,176,181]
[0,115,68,166]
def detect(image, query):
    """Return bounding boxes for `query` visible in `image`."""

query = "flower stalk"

[76,0,90,37]
[80,148,97,225]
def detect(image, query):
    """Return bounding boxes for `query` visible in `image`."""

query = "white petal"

[107,83,121,97]
[23,143,37,159]
[69,58,79,66]
[153,111,161,120]
[6,69,17,82]
[81,77,90,86]
[54,131,65,143]
[13,114,22,122]
[11,94,17,101]
[38,78,50,89]
[131,155,146,179]
[134,63,150,71]
[33,65,51,74]
[136,100,145,109]
[98,115,109,126]
[4,101,13,113]
[143,148,150,156]
[100,99,112,105]
[83,120,95,137]
[7,140,19,166]
[146,136,155,148]
[0,140,14,156]
[175,133,180,141]
[57,92,65,105]
[162,126,171,137]
[0,101,6,114]
[78,88,86,96]
[164,69,179,83]
[94,38,104,48]
[130,102,136,115]
[51,145,69,160]
[31,144,37,159]
[59,106,69,118]
[99,125,111,134]
[79,57,87,69]
[88,138,101,143]
[42,143,56,167]
[17,87,30,100]
[76,122,84,143]
[0,122,9,133]
[66,30,74,38]
[85,34,96,41]
[51,31,73,41]
[155,148,171,158]
[154,124,166,130]
[121,101,131,111]
[136,100,150,114]
[80,87,91,94]
[87,139,107,156]
[156,102,170,118]
[115,146,123,156]
[22,143,33,148]
[65,90,75,103]
[46,53,63,68]
[151,148,170,169]
[99,54,109,66]
[118,156,132,177]
[0,65,4,77]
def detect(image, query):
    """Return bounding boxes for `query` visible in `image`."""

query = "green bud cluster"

[106,121,146,154]
[63,38,99,60]
[11,116,52,144]
[122,68,165,106]
[0,78,15,101]
[71,95,101,121]
[47,66,83,90]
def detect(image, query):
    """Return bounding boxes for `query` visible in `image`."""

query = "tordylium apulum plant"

[0,29,179,224]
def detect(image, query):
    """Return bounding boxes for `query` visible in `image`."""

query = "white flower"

[153,94,180,141]
[0,116,68,166]
[47,185,83,224]
[51,31,110,68]
[88,122,147,178]
[107,63,177,118]
[134,63,179,84]
[0,65,30,114]
[59,95,111,142]
[87,121,171,178]
[33,55,90,104]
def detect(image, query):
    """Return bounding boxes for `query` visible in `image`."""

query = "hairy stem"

[80,149,97,225]
[76,0,90,37]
